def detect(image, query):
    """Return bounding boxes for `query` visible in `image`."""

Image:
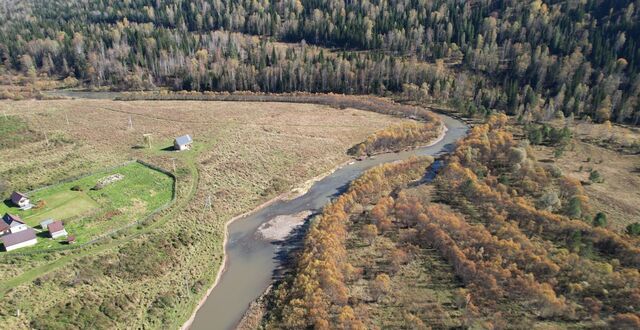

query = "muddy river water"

[44,90,468,330]
[188,114,468,330]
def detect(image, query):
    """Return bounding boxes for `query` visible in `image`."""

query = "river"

[43,90,468,329]
[188,114,468,330]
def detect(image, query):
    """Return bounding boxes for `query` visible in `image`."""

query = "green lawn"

[0,162,174,250]
[22,192,99,226]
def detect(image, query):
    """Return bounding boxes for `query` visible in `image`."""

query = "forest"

[1,0,640,124]
[263,115,640,328]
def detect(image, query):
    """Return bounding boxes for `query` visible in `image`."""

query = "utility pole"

[65,113,70,126]
[204,194,212,211]
[128,116,133,130]
[143,133,152,148]
[44,131,49,146]
[171,158,177,172]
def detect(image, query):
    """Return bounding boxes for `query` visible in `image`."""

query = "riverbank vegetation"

[0,98,403,328]
[348,121,442,157]
[265,156,436,328]
[264,114,640,328]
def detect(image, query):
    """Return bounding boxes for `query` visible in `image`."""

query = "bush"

[538,191,561,211]
[548,165,563,178]
[566,197,583,219]
[593,212,607,227]
[626,223,640,236]
[589,170,603,183]
[71,185,83,191]
[34,200,46,210]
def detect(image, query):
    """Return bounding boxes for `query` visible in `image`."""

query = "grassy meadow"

[0,162,174,251]
[0,97,408,328]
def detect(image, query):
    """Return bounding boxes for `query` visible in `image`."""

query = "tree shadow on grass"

[160,146,177,152]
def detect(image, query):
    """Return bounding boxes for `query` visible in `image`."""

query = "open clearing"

[0,162,174,250]
[0,97,410,328]
[530,121,640,231]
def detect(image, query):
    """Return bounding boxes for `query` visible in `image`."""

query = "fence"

[6,160,177,256]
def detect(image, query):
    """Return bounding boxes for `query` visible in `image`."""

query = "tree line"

[1,0,640,124]
[265,115,640,327]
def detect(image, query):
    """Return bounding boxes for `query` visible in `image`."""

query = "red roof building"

[48,221,67,239]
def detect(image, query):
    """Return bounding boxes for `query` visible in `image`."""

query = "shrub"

[370,273,392,301]
[566,196,583,219]
[593,212,607,227]
[538,191,561,211]
[71,185,83,191]
[589,170,603,183]
[34,200,46,210]
[626,223,640,236]
[548,165,563,178]
[361,224,378,245]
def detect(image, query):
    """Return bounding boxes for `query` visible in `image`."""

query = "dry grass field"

[0,98,410,328]
[531,120,640,231]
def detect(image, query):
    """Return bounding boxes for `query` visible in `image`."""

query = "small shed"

[40,219,55,230]
[48,221,68,239]
[10,192,32,210]
[1,213,28,236]
[174,135,193,151]
[2,228,37,251]
[66,235,76,245]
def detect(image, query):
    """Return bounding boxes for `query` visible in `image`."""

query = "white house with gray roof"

[174,134,193,151]
[40,219,55,230]
[10,191,32,210]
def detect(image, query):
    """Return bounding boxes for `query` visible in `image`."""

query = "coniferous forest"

[2,1,640,329]
[1,0,640,124]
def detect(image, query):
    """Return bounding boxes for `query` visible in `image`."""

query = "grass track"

[0,159,199,298]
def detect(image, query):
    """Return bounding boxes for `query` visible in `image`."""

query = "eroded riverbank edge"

[179,155,356,330]
[182,115,451,330]
[180,118,450,330]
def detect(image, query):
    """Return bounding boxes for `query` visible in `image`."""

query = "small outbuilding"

[1,213,28,236]
[1,228,37,251]
[48,221,68,239]
[10,191,32,210]
[174,135,193,151]
[40,219,55,230]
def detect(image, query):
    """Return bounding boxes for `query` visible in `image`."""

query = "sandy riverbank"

[179,159,351,330]
[180,118,448,330]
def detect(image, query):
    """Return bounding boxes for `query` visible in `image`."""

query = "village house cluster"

[1,192,70,252]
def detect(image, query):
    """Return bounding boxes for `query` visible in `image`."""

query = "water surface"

[189,114,468,330]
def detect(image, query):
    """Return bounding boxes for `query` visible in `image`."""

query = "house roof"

[2,213,23,225]
[10,191,28,204]
[174,134,192,146]
[40,219,55,226]
[9,221,25,228]
[48,221,65,234]
[1,228,36,248]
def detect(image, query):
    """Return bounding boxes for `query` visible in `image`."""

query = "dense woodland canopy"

[265,116,640,328]
[1,0,640,124]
